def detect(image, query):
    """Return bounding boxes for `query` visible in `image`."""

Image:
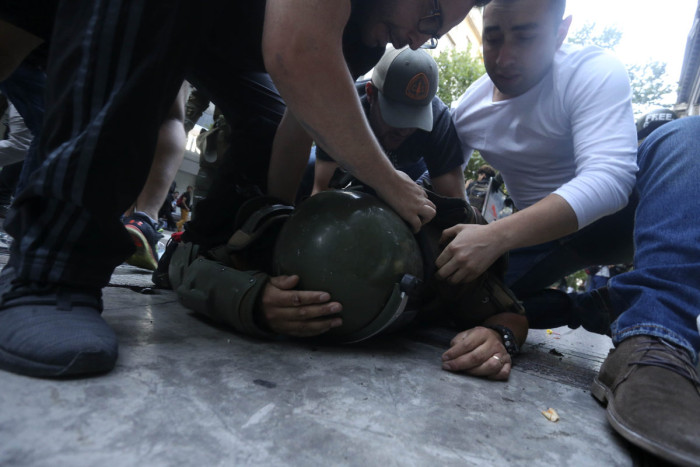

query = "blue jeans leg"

[609,116,700,362]
[506,197,636,296]
[504,195,635,331]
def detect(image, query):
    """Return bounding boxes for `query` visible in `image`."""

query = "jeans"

[609,116,700,361]
[503,180,636,332]
[4,1,197,288]
[505,197,636,296]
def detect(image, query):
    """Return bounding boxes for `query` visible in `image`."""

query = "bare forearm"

[135,118,186,218]
[485,193,578,253]
[267,109,313,203]
[435,193,579,284]
[431,167,467,200]
[262,0,435,230]
[263,1,398,189]
[268,66,396,190]
[134,84,187,218]
[312,158,339,194]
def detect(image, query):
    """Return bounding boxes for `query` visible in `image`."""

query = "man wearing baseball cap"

[313,47,466,200]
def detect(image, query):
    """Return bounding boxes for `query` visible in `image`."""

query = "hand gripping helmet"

[272,190,423,343]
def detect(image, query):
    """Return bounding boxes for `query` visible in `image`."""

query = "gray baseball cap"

[371,46,438,132]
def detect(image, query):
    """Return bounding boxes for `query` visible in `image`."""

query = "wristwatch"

[484,324,520,356]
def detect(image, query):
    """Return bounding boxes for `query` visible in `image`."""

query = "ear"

[556,15,572,49]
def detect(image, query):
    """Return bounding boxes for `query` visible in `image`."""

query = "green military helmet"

[272,190,423,343]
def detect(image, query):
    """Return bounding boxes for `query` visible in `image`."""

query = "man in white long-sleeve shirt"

[445,0,637,330]
[440,0,700,463]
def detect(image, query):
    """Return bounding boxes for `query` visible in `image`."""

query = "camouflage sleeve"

[168,242,275,339]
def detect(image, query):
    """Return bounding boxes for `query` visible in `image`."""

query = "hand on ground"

[441,327,511,380]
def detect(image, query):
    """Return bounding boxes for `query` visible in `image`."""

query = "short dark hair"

[488,0,565,22]
[477,164,496,178]
[551,0,566,21]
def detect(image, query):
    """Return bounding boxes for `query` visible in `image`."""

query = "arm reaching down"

[436,193,578,284]
[262,0,435,230]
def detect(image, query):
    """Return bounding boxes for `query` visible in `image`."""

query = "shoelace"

[630,338,700,386]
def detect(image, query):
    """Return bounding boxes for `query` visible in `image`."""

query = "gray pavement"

[0,250,665,466]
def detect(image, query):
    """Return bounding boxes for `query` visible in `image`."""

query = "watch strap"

[484,324,520,356]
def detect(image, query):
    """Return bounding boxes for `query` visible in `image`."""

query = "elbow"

[609,171,636,209]
[262,40,284,81]
[263,48,302,94]
[263,35,309,86]
[264,29,335,88]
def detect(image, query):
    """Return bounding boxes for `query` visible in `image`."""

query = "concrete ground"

[0,243,676,466]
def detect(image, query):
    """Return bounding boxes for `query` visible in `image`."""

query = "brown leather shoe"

[591,335,700,466]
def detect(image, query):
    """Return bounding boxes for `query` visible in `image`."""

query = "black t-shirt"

[214,0,384,77]
[189,0,386,140]
[0,0,383,80]
[179,191,193,210]
[317,80,464,181]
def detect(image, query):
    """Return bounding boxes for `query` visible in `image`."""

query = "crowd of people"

[0,0,698,464]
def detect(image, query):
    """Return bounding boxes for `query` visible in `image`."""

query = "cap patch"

[405,73,430,100]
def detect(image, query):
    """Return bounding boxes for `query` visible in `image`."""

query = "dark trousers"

[5,0,199,287]
[0,161,23,204]
[4,0,284,288]
[506,193,637,296]
[158,202,176,231]
[184,72,286,250]
[505,191,637,330]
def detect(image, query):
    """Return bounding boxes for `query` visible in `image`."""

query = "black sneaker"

[0,283,117,377]
[521,287,615,335]
[123,213,162,271]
